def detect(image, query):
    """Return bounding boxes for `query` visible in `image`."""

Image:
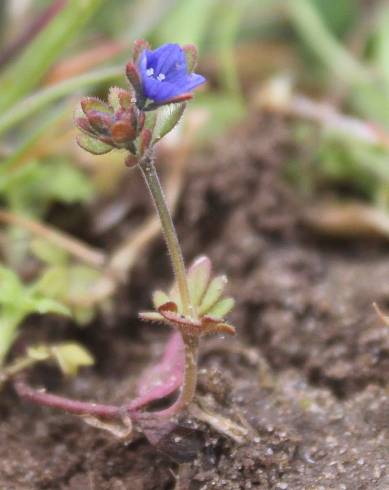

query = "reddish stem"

[14,379,121,419]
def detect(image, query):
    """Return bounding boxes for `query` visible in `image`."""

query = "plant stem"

[139,157,199,415]
[139,158,191,316]
[14,379,121,418]
[155,334,199,418]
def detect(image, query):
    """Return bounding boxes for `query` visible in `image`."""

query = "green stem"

[139,158,192,316]
[158,334,199,418]
[139,157,199,414]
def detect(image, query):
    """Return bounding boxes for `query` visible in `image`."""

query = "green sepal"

[108,87,132,112]
[81,96,112,115]
[144,111,158,132]
[77,134,112,155]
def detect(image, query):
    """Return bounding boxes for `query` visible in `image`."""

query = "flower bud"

[111,119,136,145]
[81,96,111,115]
[75,117,95,135]
[86,110,113,133]
[126,62,143,101]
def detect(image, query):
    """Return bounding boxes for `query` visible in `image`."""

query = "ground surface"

[1,115,388,489]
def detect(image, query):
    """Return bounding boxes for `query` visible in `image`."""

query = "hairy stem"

[139,158,191,316]
[153,334,199,418]
[139,157,199,414]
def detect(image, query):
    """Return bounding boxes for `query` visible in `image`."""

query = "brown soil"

[1,115,388,489]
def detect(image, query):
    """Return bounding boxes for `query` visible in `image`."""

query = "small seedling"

[14,41,236,447]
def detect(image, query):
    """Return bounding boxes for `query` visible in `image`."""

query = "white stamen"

[157,73,166,81]
[146,68,154,77]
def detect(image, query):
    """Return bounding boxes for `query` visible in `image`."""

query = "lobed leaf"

[207,297,235,318]
[198,275,228,316]
[187,256,211,308]
[51,343,94,376]
[152,290,171,309]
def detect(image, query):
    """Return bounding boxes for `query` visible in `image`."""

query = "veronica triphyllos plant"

[14,40,236,446]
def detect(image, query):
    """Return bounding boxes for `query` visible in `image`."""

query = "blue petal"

[181,73,207,91]
[137,44,206,103]
[146,44,184,76]
[138,50,149,77]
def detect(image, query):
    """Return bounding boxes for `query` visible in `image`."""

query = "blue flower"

[138,43,206,103]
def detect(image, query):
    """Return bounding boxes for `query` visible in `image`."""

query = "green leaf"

[35,264,101,325]
[33,266,69,301]
[0,159,94,219]
[45,159,95,204]
[26,297,71,317]
[198,275,228,316]
[77,134,113,155]
[207,297,235,318]
[154,103,186,142]
[187,256,211,307]
[50,343,94,376]
[27,345,51,362]
[0,266,24,306]
[152,290,171,309]
[30,239,68,266]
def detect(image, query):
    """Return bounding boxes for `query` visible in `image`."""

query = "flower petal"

[149,44,184,76]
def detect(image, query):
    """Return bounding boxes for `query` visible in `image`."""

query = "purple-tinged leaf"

[128,332,184,411]
[81,96,111,115]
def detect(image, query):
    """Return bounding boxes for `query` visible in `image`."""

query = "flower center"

[146,67,166,82]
